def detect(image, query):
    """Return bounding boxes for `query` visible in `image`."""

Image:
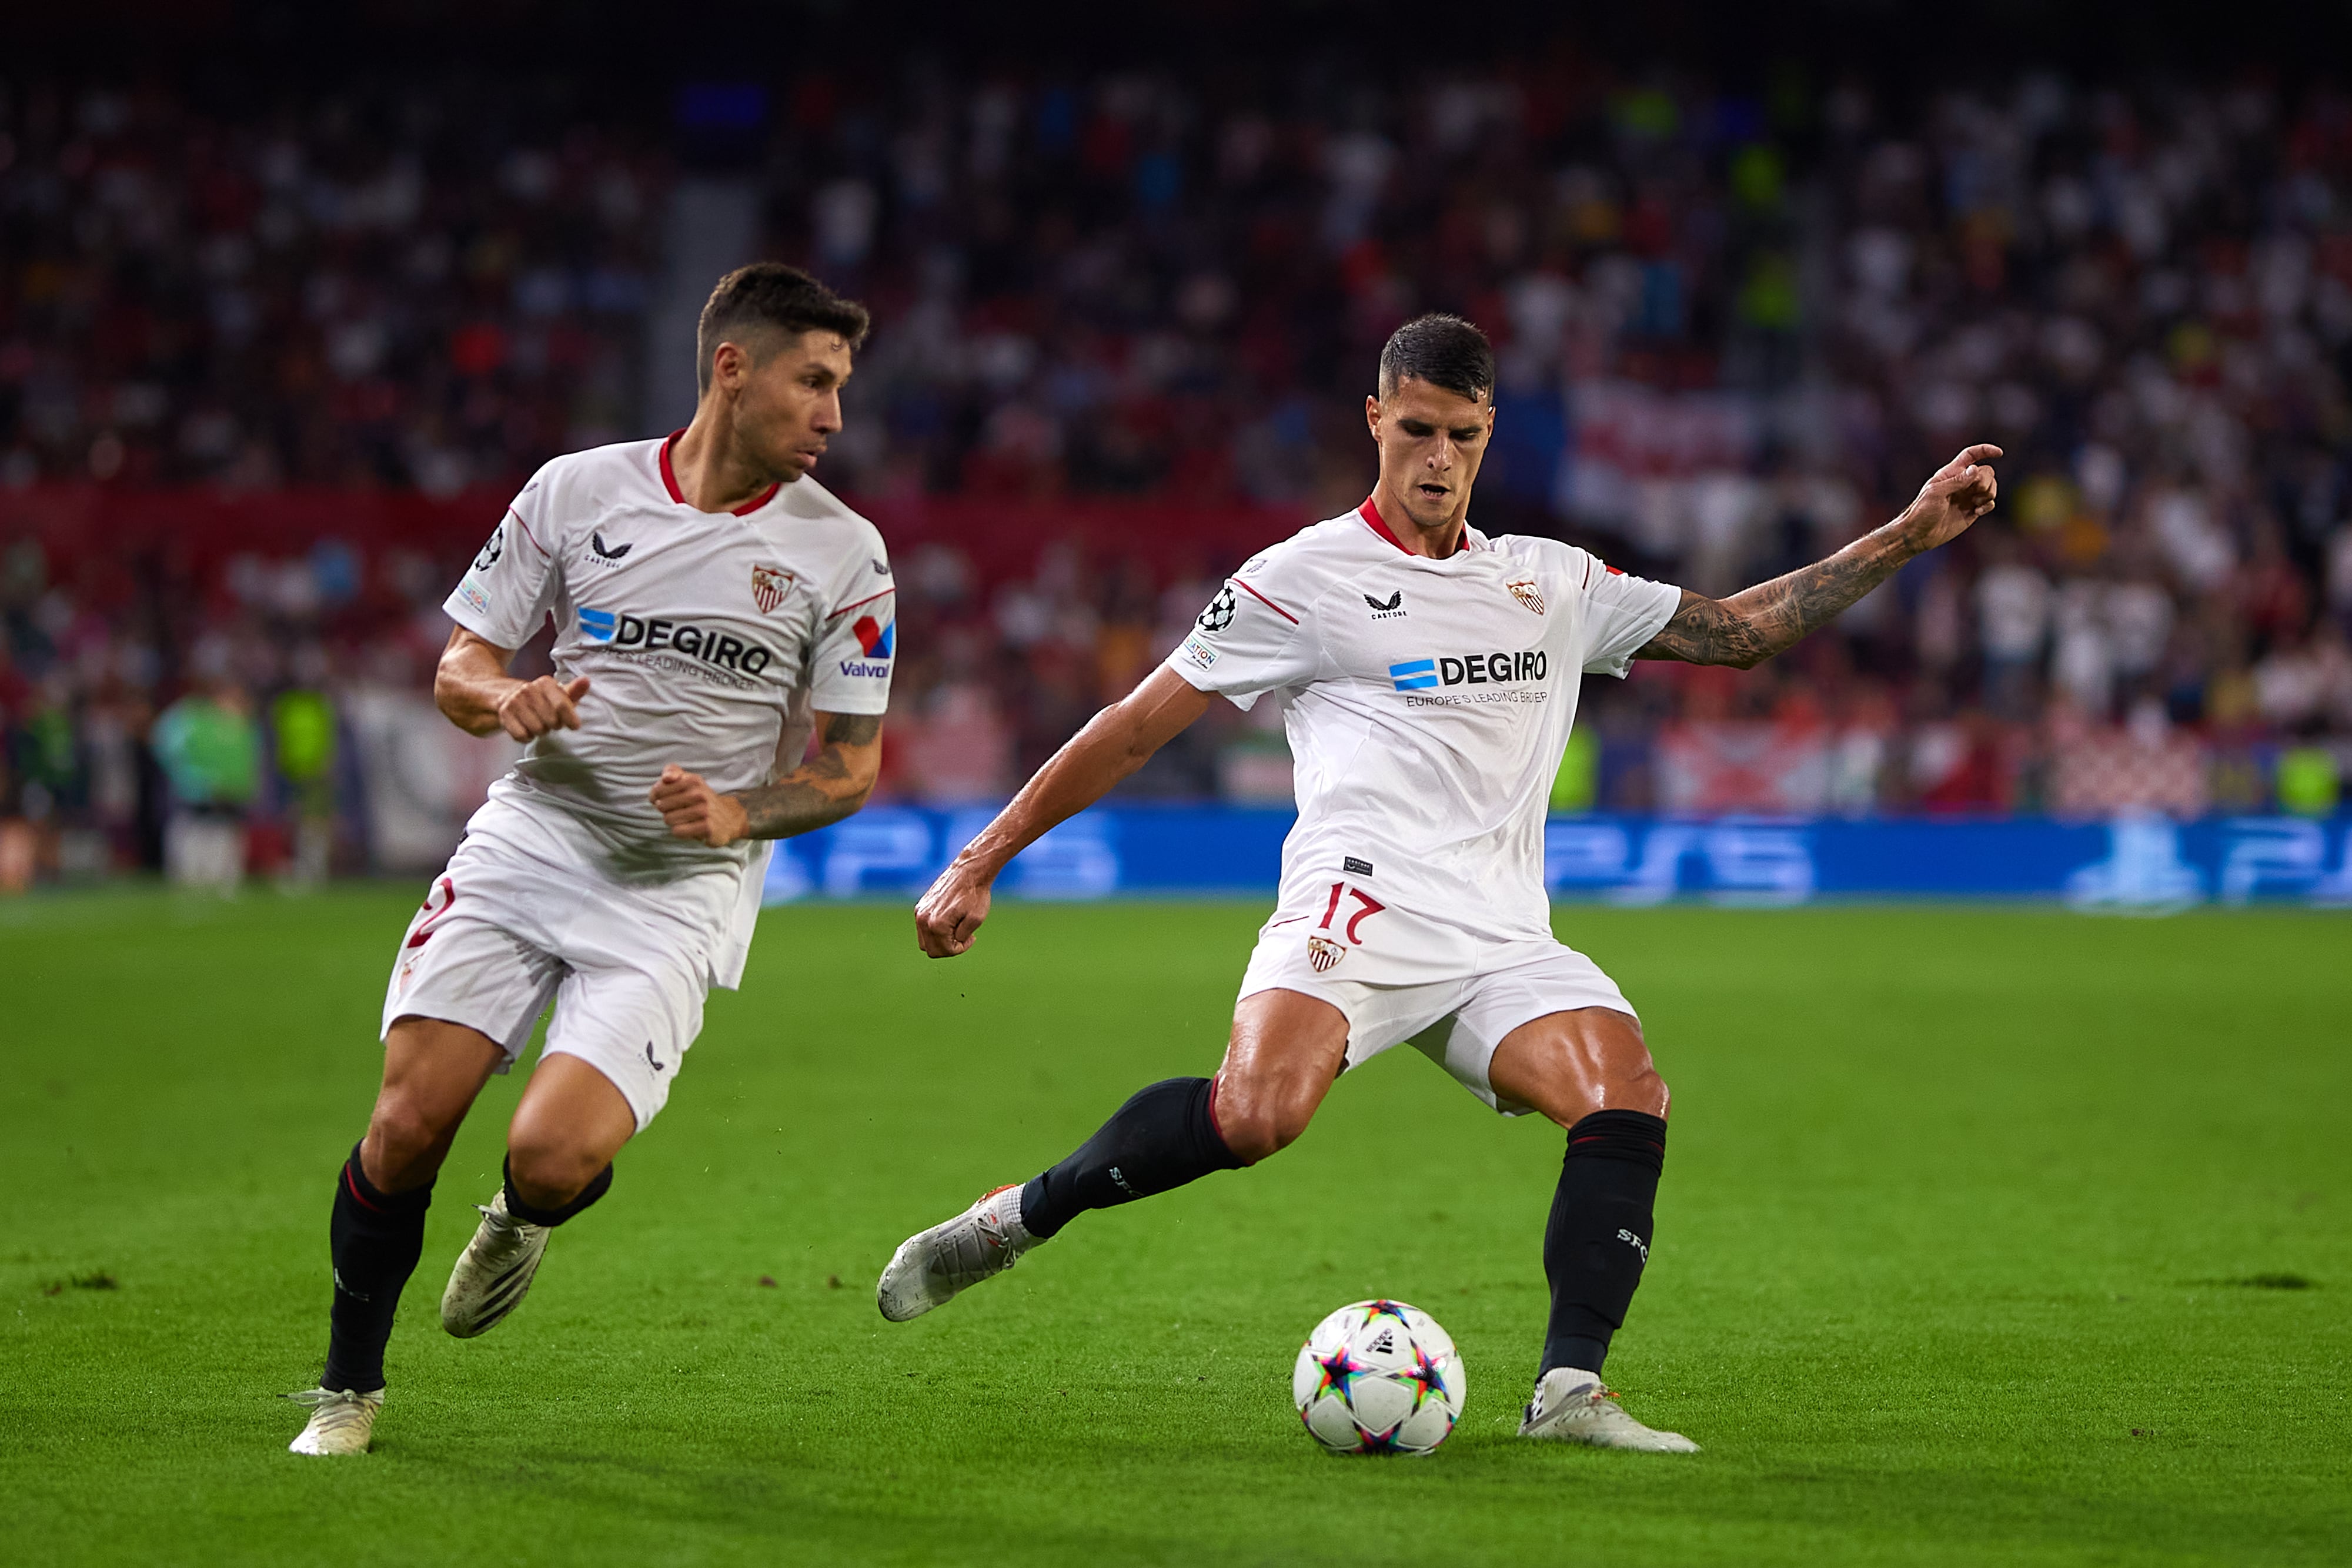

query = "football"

[1291,1299,1466,1456]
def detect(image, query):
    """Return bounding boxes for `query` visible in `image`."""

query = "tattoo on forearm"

[1637,594,1775,667]
[821,711,883,747]
[1638,532,1907,669]
[738,712,884,838]
[737,780,842,838]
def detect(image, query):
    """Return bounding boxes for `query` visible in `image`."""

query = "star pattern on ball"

[1405,1343,1451,1412]
[1295,1300,1462,1457]
[1311,1345,1369,1403]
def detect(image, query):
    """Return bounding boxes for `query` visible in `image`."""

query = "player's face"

[730,330,854,483]
[1366,379,1494,531]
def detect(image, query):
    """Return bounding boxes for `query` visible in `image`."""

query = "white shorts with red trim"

[1235,895,1635,1115]
[379,825,714,1132]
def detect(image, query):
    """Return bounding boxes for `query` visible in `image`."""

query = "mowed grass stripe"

[1,891,2346,1566]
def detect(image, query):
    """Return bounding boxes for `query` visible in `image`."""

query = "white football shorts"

[379,822,723,1132]
[1236,893,1636,1116]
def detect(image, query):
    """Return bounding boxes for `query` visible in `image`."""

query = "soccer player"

[288,264,897,1456]
[882,314,1999,1452]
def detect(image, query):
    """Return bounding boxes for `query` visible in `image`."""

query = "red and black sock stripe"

[321,1142,432,1395]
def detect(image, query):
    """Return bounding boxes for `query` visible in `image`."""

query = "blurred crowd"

[0,78,657,493]
[4,59,2351,885]
[790,63,2352,821]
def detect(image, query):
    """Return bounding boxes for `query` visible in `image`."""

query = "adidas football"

[1291,1299,1465,1456]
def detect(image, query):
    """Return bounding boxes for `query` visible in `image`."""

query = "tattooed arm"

[1639,443,2004,668]
[649,710,884,847]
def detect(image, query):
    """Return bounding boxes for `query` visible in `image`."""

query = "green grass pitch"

[2,890,2347,1566]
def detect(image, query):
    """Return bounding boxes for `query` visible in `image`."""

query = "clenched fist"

[1896,443,2003,555]
[914,860,994,958]
[651,764,750,847]
[495,675,592,741]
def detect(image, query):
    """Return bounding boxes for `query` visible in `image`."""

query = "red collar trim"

[1358,494,1471,559]
[659,429,687,502]
[1358,496,1412,554]
[660,430,781,517]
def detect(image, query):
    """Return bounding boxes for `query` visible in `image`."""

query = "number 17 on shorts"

[1307,881,1385,972]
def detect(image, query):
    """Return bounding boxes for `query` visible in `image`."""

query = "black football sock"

[1539,1109,1668,1378]
[502,1156,614,1227]
[1019,1076,1245,1240]
[321,1142,433,1395]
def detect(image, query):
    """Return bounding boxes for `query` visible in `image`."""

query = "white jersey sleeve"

[445,465,562,649]
[1571,550,1682,678]
[1162,546,1324,711]
[805,549,896,716]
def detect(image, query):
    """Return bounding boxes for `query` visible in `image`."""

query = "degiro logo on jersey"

[577,607,777,675]
[838,614,894,678]
[1389,648,1548,691]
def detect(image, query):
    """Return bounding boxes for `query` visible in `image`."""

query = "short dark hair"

[1377,314,1495,402]
[696,263,871,393]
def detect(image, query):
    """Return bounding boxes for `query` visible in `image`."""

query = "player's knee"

[1524,1063,1671,1132]
[1215,1091,1315,1165]
[364,1094,453,1186]
[503,1129,602,1209]
[1620,1055,1669,1119]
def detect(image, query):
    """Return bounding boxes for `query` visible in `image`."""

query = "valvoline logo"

[840,614,894,678]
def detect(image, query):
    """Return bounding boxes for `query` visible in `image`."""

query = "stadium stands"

[1,63,2348,880]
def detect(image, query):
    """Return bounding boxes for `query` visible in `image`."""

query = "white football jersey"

[1165,498,1680,944]
[443,433,894,983]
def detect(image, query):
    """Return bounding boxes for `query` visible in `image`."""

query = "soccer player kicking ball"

[288,265,897,1456]
[884,313,1999,1453]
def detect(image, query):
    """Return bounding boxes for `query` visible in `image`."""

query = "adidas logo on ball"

[1294,1299,1464,1456]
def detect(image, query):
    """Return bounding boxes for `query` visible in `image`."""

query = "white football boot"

[439,1189,551,1339]
[876,1184,1042,1322]
[285,1386,383,1456]
[1518,1368,1700,1452]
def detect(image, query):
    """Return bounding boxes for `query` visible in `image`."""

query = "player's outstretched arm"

[651,711,883,848]
[433,626,592,740]
[1638,443,2002,668]
[914,666,1215,958]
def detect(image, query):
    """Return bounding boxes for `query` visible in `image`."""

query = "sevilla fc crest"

[751,564,794,614]
[1506,578,1546,616]
[1307,935,1345,973]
